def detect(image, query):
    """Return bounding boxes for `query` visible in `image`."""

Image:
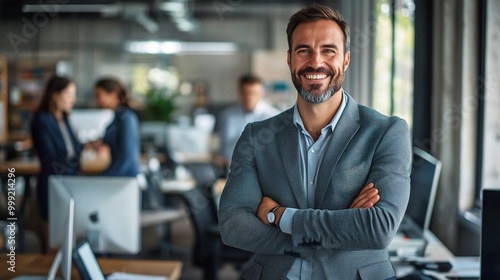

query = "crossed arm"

[257,182,380,226]
[219,118,411,255]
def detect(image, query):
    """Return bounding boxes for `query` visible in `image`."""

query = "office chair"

[183,162,224,189]
[178,188,253,280]
[139,157,186,259]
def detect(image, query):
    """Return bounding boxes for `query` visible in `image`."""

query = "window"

[373,0,415,127]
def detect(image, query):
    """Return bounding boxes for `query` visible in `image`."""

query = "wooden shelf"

[8,60,57,134]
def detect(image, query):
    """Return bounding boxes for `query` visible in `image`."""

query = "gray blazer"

[218,94,411,280]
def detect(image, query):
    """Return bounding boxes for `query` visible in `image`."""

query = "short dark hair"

[286,4,350,53]
[95,77,130,108]
[37,75,73,118]
[239,74,263,87]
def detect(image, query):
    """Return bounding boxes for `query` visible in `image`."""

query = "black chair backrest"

[184,162,223,189]
[142,157,168,210]
[178,188,220,265]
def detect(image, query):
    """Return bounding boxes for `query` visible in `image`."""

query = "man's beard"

[292,67,344,104]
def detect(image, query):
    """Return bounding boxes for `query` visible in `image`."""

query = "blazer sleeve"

[218,123,314,258]
[101,112,139,176]
[290,117,412,250]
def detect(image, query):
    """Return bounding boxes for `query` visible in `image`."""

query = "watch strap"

[270,205,280,213]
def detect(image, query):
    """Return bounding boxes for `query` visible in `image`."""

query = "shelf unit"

[8,60,56,137]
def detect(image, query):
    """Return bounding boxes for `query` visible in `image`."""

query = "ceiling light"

[125,41,238,55]
[159,2,185,12]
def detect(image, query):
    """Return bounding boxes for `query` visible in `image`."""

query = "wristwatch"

[266,205,280,225]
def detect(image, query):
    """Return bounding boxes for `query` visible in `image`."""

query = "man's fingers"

[350,186,377,207]
[351,189,379,208]
[359,183,374,196]
[355,194,379,208]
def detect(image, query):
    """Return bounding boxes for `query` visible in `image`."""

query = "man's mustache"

[297,67,334,76]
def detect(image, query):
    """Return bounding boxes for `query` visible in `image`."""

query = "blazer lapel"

[47,114,67,152]
[277,109,308,209]
[315,94,361,207]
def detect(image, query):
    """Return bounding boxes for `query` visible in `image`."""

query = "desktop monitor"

[165,124,211,160]
[49,175,141,254]
[481,189,500,279]
[46,192,74,280]
[406,147,442,233]
[69,109,114,143]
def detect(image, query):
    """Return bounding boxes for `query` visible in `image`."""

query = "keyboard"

[399,271,438,280]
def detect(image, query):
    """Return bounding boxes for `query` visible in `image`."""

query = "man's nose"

[308,51,324,69]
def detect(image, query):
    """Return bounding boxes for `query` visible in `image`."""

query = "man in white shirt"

[218,74,280,163]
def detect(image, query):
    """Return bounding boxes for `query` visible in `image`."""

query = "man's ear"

[343,51,350,71]
[287,50,291,69]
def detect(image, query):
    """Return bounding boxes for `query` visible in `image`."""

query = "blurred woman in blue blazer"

[31,75,82,222]
[93,78,140,177]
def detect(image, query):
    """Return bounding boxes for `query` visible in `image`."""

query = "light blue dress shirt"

[279,92,347,279]
[218,101,280,162]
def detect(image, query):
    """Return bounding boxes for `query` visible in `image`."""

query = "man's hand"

[257,196,280,225]
[350,183,379,208]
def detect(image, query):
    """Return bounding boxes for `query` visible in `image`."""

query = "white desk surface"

[160,178,196,193]
[392,230,457,279]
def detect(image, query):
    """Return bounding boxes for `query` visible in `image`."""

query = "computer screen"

[49,175,141,254]
[481,189,500,279]
[69,109,114,143]
[46,191,74,280]
[406,147,442,231]
[165,124,211,160]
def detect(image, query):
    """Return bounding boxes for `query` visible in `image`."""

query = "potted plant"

[142,87,178,122]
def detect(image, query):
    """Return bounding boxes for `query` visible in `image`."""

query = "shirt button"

[310,181,314,185]
[311,149,315,153]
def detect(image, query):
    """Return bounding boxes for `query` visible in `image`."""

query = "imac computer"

[47,195,74,280]
[69,109,114,143]
[49,175,141,255]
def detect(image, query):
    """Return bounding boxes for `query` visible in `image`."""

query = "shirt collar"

[241,101,265,115]
[293,91,348,134]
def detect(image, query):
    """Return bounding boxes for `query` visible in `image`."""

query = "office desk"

[160,178,196,193]
[0,254,182,280]
[392,231,457,279]
[0,153,111,176]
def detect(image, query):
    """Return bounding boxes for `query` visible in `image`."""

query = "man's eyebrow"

[293,44,310,51]
[322,44,339,50]
[293,44,340,51]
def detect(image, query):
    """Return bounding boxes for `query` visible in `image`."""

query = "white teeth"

[305,74,327,80]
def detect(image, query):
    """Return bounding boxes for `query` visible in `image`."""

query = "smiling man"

[219,4,412,280]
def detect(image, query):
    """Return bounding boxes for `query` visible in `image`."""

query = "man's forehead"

[291,20,345,48]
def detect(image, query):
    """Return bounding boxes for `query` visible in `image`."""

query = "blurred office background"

[0,0,499,279]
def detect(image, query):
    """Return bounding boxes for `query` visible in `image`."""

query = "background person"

[217,74,280,164]
[93,77,140,177]
[31,75,82,251]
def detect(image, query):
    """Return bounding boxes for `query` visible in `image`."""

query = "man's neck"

[296,90,343,141]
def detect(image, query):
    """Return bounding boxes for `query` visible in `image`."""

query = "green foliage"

[142,88,178,122]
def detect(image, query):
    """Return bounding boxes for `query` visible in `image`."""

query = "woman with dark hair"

[31,75,82,222]
[93,77,140,177]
